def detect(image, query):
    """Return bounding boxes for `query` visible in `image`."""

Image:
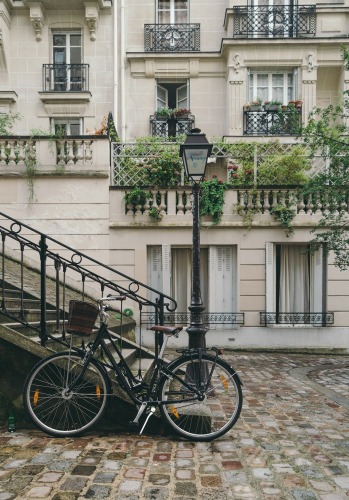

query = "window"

[157,0,189,24]
[156,81,189,110]
[52,118,82,136]
[147,245,237,329]
[266,242,325,321]
[52,32,82,91]
[249,71,295,104]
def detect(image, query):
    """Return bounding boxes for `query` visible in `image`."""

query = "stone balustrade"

[0,136,108,171]
[112,186,349,226]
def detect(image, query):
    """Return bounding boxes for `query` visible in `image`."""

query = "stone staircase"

[0,271,163,433]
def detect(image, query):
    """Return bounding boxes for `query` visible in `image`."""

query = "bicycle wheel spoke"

[24,353,109,437]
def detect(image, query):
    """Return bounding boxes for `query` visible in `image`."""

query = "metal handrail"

[232,5,316,38]
[144,23,200,52]
[260,312,334,326]
[0,211,177,344]
[42,63,90,92]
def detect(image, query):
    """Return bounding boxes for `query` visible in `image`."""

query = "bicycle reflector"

[33,389,39,406]
[220,374,229,391]
[96,386,101,399]
[170,405,180,419]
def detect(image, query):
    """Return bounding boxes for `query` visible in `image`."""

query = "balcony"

[232,5,316,38]
[42,64,90,92]
[144,24,200,52]
[244,107,301,136]
[150,115,195,138]
[0,136,107,170]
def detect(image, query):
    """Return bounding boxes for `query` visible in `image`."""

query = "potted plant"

[173,108,190,119]
[288,100,296,108]
[295,98,303,109]
[155,106,173,120]
[249,97,263,111]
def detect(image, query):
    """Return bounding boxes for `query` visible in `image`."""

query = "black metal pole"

[187,182,208,349]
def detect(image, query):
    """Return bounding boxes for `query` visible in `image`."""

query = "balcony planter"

[295,100,303,109]
[173,108,190,119]
[288,100,296,108]
[264,101,282,111]
[249,105,263,111]
[155,106,173,120]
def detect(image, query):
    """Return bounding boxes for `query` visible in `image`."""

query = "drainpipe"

[113,0,118,122]
[120,0,126,141]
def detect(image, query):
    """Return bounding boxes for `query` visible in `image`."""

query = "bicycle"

[23,296,243,441]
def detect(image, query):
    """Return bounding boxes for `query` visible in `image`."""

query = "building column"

[227,52,246,136]
[301,51,317,125]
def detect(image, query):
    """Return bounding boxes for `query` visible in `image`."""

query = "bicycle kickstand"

[139,406,156,435]
[129,402,156,434]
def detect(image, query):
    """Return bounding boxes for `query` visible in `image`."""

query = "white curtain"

[279,245,310,312]
[171,248,208,313]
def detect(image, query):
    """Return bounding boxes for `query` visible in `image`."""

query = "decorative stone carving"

[232,53,240,74]
[306,51,314,72]
[28,2,45,41]
[84,3,100,41]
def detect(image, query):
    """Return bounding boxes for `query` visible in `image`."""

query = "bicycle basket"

[67,300,99,336]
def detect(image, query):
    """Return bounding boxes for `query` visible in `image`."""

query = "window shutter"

[148,246,163,292]
[312,247,323,312]
[162,244,171,297]
[265,242,275,312]
[209,246,234,312]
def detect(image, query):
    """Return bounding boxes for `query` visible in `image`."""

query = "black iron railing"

[145,24,200,52]
[150,115,195,138]
[233,5,316,38]
[142,312,245,327]
[0,212,177,345]
[42,64,90,92]
[260,312,334,326]
[244,108,301,136]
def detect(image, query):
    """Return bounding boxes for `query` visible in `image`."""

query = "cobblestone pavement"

[0,352,348,500]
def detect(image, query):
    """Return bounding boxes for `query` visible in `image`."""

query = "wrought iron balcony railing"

[150,115,195,138]
[244,108,301,136]
[260,312,334,327]
[144,24,200,52]
[233,5,316,38]
[142,312,245,327]
[43,64,90,92]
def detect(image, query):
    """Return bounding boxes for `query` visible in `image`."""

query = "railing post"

[39,235,48,345]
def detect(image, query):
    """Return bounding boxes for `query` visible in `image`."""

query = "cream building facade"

[1,0,349,351]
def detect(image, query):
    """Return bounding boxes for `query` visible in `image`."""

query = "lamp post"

[180,129,213,349]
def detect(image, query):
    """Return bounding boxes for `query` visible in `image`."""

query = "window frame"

[156,0,189,24]
[265,242,326,325]
[248,70,295,104]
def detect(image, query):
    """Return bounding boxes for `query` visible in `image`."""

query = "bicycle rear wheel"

[159,354,242,441]
[23,351,110,437]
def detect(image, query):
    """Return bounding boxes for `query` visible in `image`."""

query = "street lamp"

[180,129,213,349]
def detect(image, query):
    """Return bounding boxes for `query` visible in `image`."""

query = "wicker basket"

[67,300,99,336]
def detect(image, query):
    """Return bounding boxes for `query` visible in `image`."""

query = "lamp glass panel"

[184,148,208,177]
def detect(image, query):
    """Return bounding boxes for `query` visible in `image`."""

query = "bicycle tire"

[158,353,242,441]
[23,351,111,437]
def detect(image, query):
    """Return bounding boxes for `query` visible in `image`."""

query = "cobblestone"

[0,352,348,499]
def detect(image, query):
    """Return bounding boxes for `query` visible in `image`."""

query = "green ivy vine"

[200,178,228,224]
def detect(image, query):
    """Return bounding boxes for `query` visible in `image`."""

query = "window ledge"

[38,92,91,117]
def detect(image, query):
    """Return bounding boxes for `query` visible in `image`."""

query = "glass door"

[52,33,82,91]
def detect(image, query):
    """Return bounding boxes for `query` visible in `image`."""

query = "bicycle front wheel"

[23,352,110,437]
[159,354,242,441]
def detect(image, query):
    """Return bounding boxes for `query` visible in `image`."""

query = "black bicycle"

[23,296,243,441]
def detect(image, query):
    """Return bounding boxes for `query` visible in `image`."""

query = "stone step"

[1,308,59,323]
